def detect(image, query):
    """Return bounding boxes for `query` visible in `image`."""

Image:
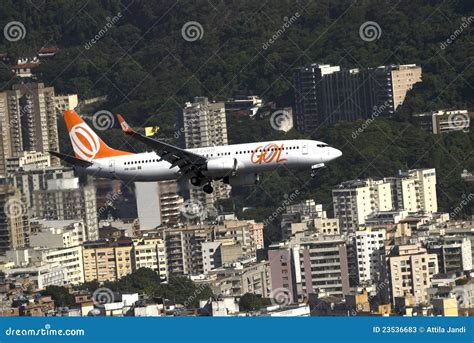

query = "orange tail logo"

[64,110,132,160]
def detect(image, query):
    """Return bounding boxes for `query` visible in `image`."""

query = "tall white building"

[6,245,85,285]
[182,97,230,209]
[332,179,392,233]
[354,228,386,284]
[333,169,437,233]
[386,169,437,213]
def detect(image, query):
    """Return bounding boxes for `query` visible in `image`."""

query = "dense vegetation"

[43,268,213,309]
[78,268,213,308]
[0,1,472,243]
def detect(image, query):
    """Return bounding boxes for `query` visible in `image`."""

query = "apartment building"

[182,96,230,208]
[32,177,98,241]
[82,239,133,282]
[294,63,421,131]
[424,236,472,273]
[332,179,393,233]
[386,244,439,305]
[135,180,184,229]
[354,228,386,284]
[0,82,60,175]
[132,236,167,280]
[386,169,437,213]
[5,151,51,174]
[54,94,78,113]
[333,169,437,233]
[297,235,350,298]
[207,259,271,298]
[29,220,86,249]
[163,225,214,275]
[414,109,471,134]
[6,245,85,285]
[214,219,264,255]
[0,167,74,210]
[0,185,29,255]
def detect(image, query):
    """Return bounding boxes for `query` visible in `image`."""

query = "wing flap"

[116,114,207,171]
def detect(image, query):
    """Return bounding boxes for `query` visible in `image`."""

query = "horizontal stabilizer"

[48,151,93,167]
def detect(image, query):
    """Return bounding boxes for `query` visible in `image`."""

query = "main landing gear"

[202,184,214,194]
[190,176,201,186]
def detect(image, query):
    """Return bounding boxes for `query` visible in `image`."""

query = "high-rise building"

[82,239,134,282]
[385,169,437,213]
[0,167,74,210]
[332,179,393,233]
[135,180,184,230]
[385,244,439,305]
[207,259,271,298]
[354,228,386,284]
[294,63,422,132]
[182,97,230,208]
[132,236,167,280]
[414,109,471,134]
[297,235,350,298]
[163,225,214,275]
[0,185,29,255]
[333,169,437,233]
[0,82,60,175]
[5,245,85,285]
[32,177,98,241]
[424,236,472,273]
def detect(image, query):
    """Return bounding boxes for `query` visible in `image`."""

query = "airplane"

[50,110,343,194]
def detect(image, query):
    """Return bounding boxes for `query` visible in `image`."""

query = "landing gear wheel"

[203,184,213,194]
[190,176,201,186]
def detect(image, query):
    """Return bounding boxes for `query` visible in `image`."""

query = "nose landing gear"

[311,163,325,178]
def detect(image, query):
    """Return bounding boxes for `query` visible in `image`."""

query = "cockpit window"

[317,144,328,147]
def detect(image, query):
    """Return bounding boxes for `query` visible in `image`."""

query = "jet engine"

[223,173,259,186]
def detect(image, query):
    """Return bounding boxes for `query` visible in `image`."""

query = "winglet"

[117,114,134,135]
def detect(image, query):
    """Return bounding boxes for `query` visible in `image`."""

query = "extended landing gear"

[311,163,325,178]
[203,184,214,194]
[190,176,201,186]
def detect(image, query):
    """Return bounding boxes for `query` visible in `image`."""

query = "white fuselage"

[77,139,342,182]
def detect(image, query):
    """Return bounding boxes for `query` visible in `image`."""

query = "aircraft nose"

[330,148,342,160]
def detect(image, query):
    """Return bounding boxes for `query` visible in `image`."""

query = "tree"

[239,293,271,312]
[42,286,75,307]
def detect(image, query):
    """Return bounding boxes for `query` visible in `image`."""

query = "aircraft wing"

[116,115,207,174]
[49,151,94,167]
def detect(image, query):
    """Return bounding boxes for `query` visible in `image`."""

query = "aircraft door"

[301,142,308,155]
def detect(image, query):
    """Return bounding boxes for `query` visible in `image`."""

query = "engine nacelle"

[224,173,259,186]
[205,157,238,176]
